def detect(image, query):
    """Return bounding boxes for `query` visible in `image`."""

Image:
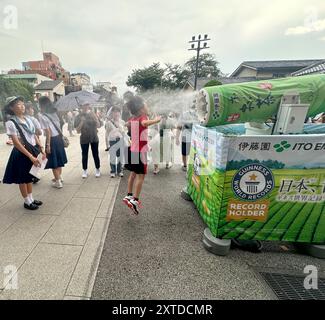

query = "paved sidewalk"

[0,127,120,300]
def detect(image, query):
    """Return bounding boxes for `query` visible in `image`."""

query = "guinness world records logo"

[232,164,275,201]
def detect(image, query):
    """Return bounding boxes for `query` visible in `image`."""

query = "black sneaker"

[24,203,39,210]
[33,200,43,206]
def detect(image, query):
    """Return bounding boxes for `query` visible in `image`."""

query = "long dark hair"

[39,96,57,114]
[126,96,145,116]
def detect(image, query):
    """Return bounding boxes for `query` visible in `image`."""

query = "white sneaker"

[119,172,124,177]
[153,168,160,175]
[52,180,63,189]
[122,195,133,206]
[166,162,173,169]
[110,173,116,178]
[82,170,88,179]
[95,169,101,178]
[128,198,140,215]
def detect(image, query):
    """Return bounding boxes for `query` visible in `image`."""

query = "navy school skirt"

[46,135,68,169]
[3,147,37,184]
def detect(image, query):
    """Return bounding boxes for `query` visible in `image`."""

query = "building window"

[273,73,286,78]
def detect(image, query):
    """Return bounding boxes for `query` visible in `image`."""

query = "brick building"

[8,52,70,86]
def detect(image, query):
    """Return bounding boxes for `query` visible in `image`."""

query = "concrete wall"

[35,82,65,102]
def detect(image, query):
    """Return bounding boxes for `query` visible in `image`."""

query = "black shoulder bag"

[10,119,40,158]
[44,114,70,148]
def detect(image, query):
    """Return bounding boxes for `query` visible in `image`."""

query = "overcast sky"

[0,0,324,93]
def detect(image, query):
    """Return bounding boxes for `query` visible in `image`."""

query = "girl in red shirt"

[123,96,161,215]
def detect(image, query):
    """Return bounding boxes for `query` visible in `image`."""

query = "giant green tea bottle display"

[196,74,325,127]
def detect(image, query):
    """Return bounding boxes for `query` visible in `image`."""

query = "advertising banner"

[188,125,325,244]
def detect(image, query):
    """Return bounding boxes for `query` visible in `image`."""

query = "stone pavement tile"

[35,184,80,216]
[60,167,86,186]
[74,175,110,199]
[41,198,101,245]
[0,243,82,300]
[0,184,17,206]
[0,195,35,215]
[66,217,108,298]
[96,183,120,218]
[0,209,23,235]
[0,215,56,289]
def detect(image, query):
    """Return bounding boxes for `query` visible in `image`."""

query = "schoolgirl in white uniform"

[2,96,45,210]
[38,96,67,189]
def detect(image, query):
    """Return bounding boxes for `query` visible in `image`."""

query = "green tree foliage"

[126,63,165,92]
[204,79,222,88]
[0,78,34,108]
[184,53,221,79]
[126,54,221,92]
[163,63,191,90]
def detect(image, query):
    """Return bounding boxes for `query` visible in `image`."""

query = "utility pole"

[188,34,211,90]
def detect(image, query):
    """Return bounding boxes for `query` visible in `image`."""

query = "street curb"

[79,179,121,299]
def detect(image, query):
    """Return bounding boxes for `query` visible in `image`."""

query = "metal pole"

[194,40,200,90]
[188,35,211,91]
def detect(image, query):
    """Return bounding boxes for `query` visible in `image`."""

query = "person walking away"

[39,96,68,189]
[176,110,198,172]
[2,96,45,210]
[74,103,101,179]
[150,113,174,175]
[123,96,161,215]
[67,111,75,136]
[106,107,127,178]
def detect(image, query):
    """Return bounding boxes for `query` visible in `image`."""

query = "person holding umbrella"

[74,103,102,179]
[39,96,68,189]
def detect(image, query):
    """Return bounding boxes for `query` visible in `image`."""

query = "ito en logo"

[232,164,274,201]
[273,141,291,153]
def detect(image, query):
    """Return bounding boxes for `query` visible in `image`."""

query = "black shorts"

[124,148,148,175]
[182,141,191,156]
